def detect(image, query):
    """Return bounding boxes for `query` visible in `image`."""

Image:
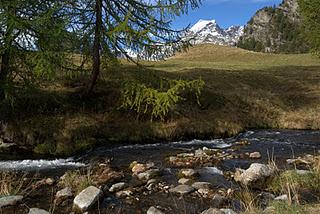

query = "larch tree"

[299,0,320,56]
[0,0,68,101]
[65,0,202,93]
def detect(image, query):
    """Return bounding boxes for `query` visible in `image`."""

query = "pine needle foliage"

[299,0,320,56]
[120,77,205,120]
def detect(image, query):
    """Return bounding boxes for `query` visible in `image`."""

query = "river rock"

[115,190,133,198]
[0,195,23,208]
[177,153,194,158]
[274,194,288,201]
[220,209,237,214]
[198,167,230,188]
[286,158,311,165]
[132,163,148,174]
[169,185,195,195]
[234,163,275,189]
[147,206,165,214]
[147,179,158,185]
[180,169,197,177]
[109,182,127,192]
[73,186,102,212]
[136,169,160,181]
[55,187,73,204]
[201,208,224,214]
[249,152,262,159]
[178,178,192,185]
[192,182,212,190]
[28,208,50,214]
[198,167,223,175]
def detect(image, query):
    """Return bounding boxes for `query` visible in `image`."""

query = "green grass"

[1,44,320,156]
[145,44,320,71]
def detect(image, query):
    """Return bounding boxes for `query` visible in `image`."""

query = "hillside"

[1,45,320,156]
[148,44,320,70]
[238,0,309,53]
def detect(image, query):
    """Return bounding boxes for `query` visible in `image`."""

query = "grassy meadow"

[1,44,320,156]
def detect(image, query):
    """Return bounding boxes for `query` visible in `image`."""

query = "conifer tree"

[65,0,202,93]
[0,0,67,101]
[299,0,320,56]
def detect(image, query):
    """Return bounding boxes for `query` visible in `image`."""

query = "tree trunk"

[0,50,10,101]
[0,4,15,102]
[88,0,103,93]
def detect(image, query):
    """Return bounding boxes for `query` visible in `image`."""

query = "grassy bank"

[1,44,320,156]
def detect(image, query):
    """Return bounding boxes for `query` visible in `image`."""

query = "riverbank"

[1,45,320,157]
[0,131,319,213]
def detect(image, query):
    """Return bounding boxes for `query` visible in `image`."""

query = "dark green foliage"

[0,0,70,102]
[299,0,320,56]
[238,37,265,52]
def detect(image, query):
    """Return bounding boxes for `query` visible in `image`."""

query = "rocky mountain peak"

[186,19,244,46]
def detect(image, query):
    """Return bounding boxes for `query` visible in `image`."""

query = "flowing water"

[0,129,319,174]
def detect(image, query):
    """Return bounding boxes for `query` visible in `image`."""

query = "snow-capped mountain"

[186,19,244,46]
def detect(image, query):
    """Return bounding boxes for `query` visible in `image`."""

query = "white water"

[0,158,85,171]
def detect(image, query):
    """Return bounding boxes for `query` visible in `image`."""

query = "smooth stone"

[295,170,311,175]
[177,153,194,157]
[147,206,165,214]
[169,185,195,195]
[220,209,237,214]
[0,141,15,149]
[192,182,212,190]
[137,169,160,181]
[249,152,262,159]
[109,182,127,192]
[147,179,158,185]
[198,167,223,175]
[56,187,73,198]
[180,169,197,177]
[274,194,288,201]
[178,178,191,185]
[0,195,24,208]
[45,178,55,185]
[73,186,102,212]
[28,208,50,214]
[201,208,224,214]
[115,190,133,198]
[132,163,147,174]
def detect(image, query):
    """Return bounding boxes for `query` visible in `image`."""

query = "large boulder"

[73,186,102,212]
[0,195,23,208]
[234,163,276,189]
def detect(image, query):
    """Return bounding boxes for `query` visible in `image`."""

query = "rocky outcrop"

[238,0,309,53]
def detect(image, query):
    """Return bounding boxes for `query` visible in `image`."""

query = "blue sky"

[173,0,282,29]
